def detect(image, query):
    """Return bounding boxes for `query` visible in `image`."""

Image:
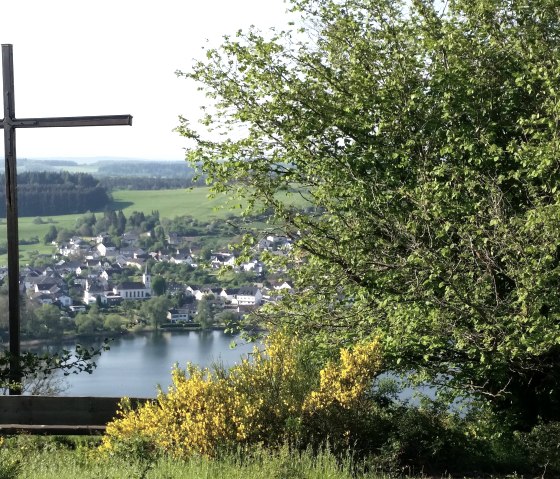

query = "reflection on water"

[27,330,255,398]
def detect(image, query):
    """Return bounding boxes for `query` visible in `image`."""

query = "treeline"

[99,175,206,191]
[45,210,162,245]
[0,172,110,216]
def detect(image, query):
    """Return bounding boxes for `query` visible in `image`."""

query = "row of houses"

[186,285,263,306]
[14,227,296,311]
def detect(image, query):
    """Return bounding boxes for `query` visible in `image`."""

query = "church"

[83,267,152,304]
[112,267,152,300]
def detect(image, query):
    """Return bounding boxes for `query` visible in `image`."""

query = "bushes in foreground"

[102,332,382,457]
[99,331,560,476]
[100,333,472,474]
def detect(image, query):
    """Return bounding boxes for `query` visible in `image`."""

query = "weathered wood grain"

[0,396,149,434]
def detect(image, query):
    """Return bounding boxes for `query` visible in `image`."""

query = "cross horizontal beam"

[0,114,132,128]
[1,43,133,395]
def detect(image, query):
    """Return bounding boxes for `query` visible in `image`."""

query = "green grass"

[0,186,308,265]
[110,187,240,220]
[0,188,240,265]
[0,438,391,479]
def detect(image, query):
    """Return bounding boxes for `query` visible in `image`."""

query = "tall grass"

[0,437,396,479]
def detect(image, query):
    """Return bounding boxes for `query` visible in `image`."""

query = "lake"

[27,330,256,398]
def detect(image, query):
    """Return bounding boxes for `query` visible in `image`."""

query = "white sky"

[1,0,292,161]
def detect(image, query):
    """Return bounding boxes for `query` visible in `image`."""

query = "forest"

[98,175,205,191]
[0,172,110,216]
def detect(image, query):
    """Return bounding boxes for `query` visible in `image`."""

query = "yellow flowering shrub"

[101,365,239,457]
[102,331,310,457]
[301,338,384,452]
[304,338,382,412]
[101,333,382,458]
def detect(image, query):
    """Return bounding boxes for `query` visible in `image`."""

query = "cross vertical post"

[0,44,132,394]
[2,45,21,394]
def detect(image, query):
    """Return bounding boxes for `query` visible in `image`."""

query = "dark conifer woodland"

[0,172,110,216]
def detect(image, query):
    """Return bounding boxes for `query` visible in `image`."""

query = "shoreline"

[2,324,264,349]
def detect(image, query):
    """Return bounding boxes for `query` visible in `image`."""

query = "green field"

[110,188,242,220]
[0,187,307,265]
[0,187,243,265]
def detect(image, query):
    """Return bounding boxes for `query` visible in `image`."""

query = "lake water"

[28,330,256,398]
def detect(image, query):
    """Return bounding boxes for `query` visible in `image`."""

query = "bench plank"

[0,396,149,434]
[0,424,106,435]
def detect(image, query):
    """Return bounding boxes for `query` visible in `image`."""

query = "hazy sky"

[1,0,292,161]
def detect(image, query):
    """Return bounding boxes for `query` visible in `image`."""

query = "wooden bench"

[0,396,149,435]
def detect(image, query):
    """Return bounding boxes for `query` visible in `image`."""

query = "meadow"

[110,188,242,220]
[0,187,241,265]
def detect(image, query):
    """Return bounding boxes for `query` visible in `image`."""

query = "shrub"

[101,332,383,458]
[523,421,560,475]
[301,339,387,454]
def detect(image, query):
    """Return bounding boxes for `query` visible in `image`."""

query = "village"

[0,223,295,337]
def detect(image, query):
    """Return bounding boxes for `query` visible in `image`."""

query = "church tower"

[142,264,151,292]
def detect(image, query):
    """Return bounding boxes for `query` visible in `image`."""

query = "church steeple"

[142,263,151,291]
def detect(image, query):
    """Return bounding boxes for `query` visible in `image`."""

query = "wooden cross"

[0,44,132,394]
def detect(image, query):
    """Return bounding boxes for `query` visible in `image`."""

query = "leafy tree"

[75,313,101,335]
[214,310,238,327]
[77,223,93,237]
[34,304,65,338]
[55,228,73,243]
[140,296,171,329]
[151,276,167,296]
[117,210,127,235]
[75,211,97,230]
[43,225,58,245]
[179,0,560,428]
[103,314,125,332]
[75,305,103,335]
[196,297,215,329]
[199,247,212,262]
[128,211,146,228]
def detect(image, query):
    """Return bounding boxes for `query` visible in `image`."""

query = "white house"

[170,250,195,265]
[236,287,262,306]
[83,281,107,304]
[210,253,236,269]
[97,243,117,258]
[194,287,222,301]
[240,260,264,273]
[166,308,192,323]
[57,295,73,307]
[58,242,82,257]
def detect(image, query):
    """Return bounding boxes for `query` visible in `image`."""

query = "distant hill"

[18,157,197,178]
[15,157,205,191]
[21,156,183,164]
